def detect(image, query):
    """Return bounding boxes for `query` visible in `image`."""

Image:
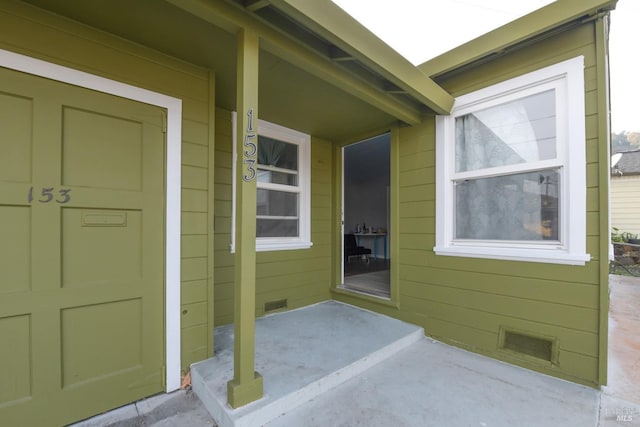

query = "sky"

[331,0,638,133]
[609,0,639,133]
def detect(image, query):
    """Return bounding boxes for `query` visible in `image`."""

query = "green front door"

[0,67,166,426]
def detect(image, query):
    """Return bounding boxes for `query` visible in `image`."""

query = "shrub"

[612,227,639,243]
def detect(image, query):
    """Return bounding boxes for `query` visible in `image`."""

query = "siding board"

[182,166,208,190]
[407,297,598,356]
[611,176,640,234]
[181,235,208,258]
[181,279,208,305]
[181,324,209,368]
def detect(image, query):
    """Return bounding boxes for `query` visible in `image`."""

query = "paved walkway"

[69,390,213,427]
[603,275,640,407]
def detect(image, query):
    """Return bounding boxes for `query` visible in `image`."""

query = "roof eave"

[269,0,454,115]
[419,0,618,78]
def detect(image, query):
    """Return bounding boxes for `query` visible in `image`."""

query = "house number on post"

[242,108,257,182]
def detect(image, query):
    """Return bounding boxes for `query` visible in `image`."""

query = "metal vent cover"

[264,298,288,313]
[500,328,557,363]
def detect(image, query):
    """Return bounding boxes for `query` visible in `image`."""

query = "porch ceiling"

[19,0,424,141]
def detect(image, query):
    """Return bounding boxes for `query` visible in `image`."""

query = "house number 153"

[27,186,72,204]
[242,108,257,182]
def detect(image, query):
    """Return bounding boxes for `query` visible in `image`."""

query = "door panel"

[61,298,143,387]
[61,208,142,287]
[0,206,30,293]
[0,91,32,183]
[0,66,165,426]
[62,106,144,191]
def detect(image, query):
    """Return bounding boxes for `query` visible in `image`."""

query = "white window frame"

[231,113,312,252]
[435,56,590,265]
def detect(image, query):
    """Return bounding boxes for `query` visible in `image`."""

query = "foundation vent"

[501,330,554,362]
[264,299,288,313]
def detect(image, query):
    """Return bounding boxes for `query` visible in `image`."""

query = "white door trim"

[0,48,182,392]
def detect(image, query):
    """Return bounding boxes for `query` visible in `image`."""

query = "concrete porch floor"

[191,301,424,427]
[74,296,640,426]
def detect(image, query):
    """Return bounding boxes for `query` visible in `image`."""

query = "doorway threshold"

[338,283,390,299]
[342,267,391,299]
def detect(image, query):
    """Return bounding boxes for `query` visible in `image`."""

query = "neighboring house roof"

[612,150,640,176]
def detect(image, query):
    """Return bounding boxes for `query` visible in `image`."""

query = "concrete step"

[191,301,423,427]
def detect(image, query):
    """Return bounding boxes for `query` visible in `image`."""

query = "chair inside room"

[344,233,372,264]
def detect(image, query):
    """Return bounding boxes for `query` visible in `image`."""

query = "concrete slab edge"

[234,327,424,427]
[191,362,236,427]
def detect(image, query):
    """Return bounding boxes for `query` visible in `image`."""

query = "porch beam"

[269,0,454,114]
[227,28,263,409]
[244,0,270,13]
[383,82,407,95]
[166,0,423,125]
[329,45,355,62]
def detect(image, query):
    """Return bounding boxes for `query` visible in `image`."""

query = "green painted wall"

[395,23,604,386]
[0,2,215,370]
[213,108,333,326]
[2,0,610,389]
[334,21,607,387]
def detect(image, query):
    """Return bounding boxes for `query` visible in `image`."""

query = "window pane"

[257,168,298,186]
[257,218,299,238]
[258,136,298,171]
[257,189,298,217]
[455,169,560,241]
[455,90,556,172]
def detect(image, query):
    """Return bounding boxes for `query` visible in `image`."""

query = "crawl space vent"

[264,299,287,313]
[502,330,553,362]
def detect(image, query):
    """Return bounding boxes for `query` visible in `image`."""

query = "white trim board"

[0,48,183,392]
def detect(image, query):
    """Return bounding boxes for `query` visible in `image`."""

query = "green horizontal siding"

[179,115,212,369]
[392,22,605,386]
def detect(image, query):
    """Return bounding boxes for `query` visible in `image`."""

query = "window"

[435,56,589,265]
[231,114,312,252]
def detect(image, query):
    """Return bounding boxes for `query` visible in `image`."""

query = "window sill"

[257,240,313,252]
[433,245,590,266]
[230,241,313,253]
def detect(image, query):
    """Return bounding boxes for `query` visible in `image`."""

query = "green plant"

[611,227,639,243]
[612,227,624,243]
